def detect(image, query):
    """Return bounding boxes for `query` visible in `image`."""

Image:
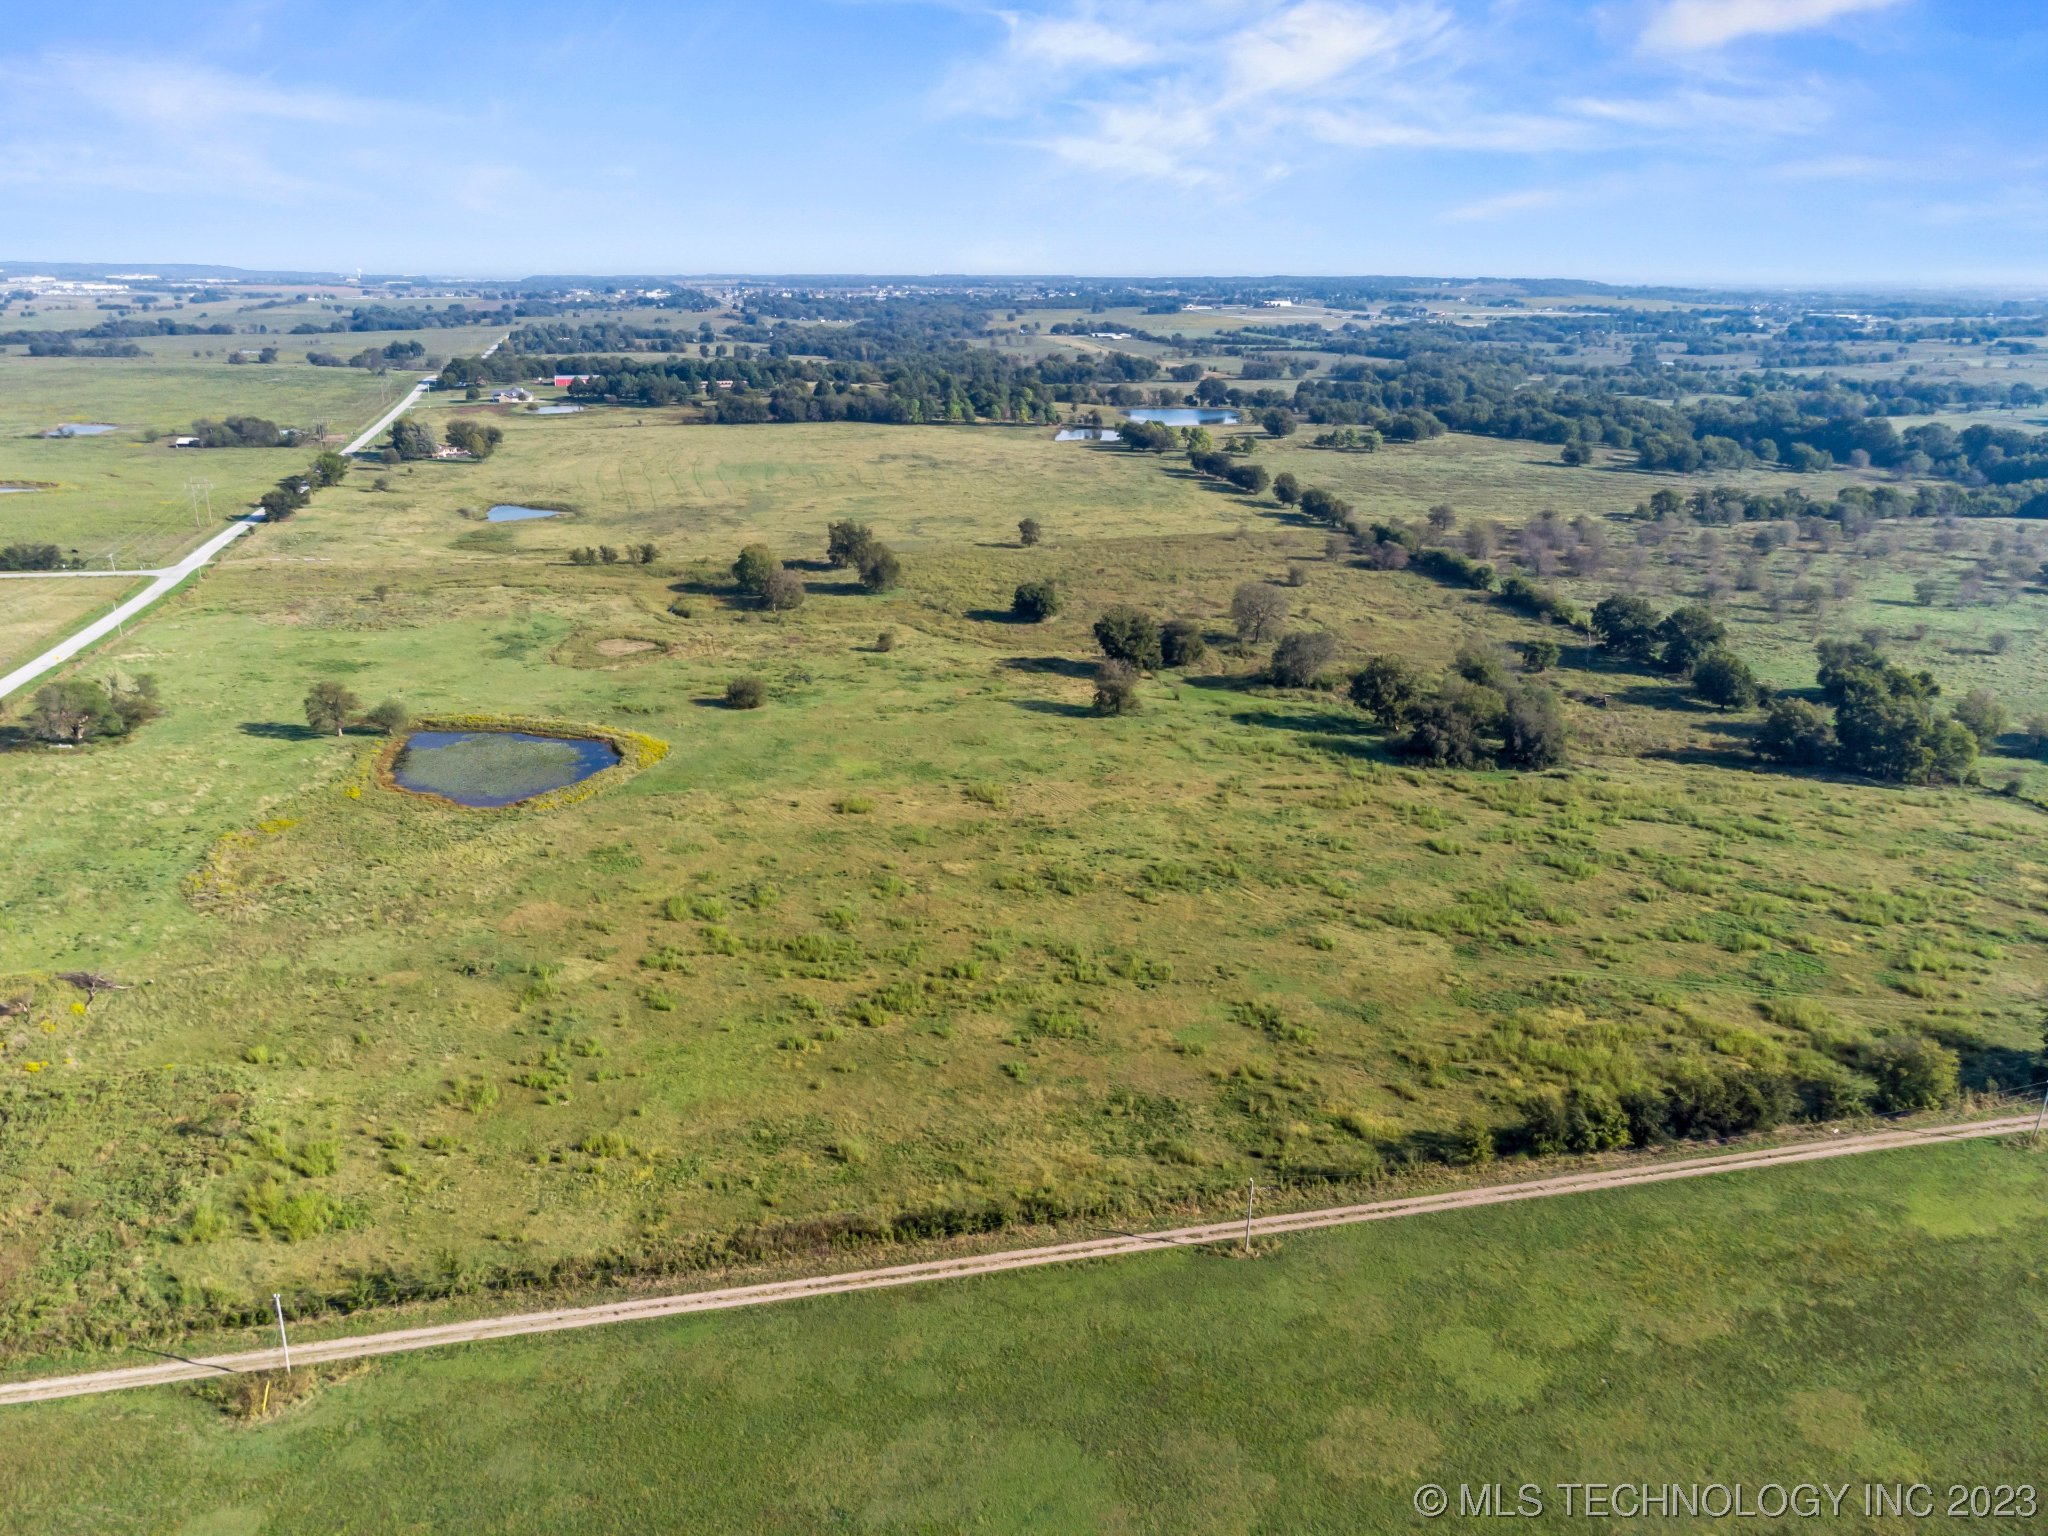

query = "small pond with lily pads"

[391,730,618,807]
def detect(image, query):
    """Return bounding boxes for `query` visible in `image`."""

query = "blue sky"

[2,0,2042,285]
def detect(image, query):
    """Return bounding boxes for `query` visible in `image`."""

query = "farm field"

[0,576,141,677]
[0,355,406,566]
[4,1136,2043,1533]
[3,397,2048,1369]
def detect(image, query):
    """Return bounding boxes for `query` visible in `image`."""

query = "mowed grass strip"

[3,1138,2043,1534]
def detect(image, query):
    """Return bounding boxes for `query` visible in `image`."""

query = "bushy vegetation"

[1093,606,1162,670]
[1751,640,1980,784]
[1011,579,1060,622]
[24,673,162,745]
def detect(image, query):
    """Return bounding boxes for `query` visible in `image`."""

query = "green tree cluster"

[25,674,162,745]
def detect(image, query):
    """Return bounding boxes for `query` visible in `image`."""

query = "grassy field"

[0,576,142,676]
[4,1136,2044,1533]
[3,397,2047,1369]
[0,355,407,566]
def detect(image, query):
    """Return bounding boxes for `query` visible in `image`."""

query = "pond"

[486,504,564,522]
[1125,408,1240,426]
[1054,427,1121,442]
[391,730,618,808]
[43,423,118,437]
[530,404,584,415]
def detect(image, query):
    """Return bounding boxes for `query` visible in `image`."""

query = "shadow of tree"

[239,722,325,741]
[1002,656,1095,679]
[1013,699,1095,719]
[1179,670,1264,694]
[1229,706,1382,759]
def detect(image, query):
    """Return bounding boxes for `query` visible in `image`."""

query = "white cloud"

[1443,186,1563,220]
[1004,12,1158,69]
[1227,1,1451,94]
[943,1,1472,181]
[1567,83,1830,137]
[0,51,461,204]
[1640,0,1908,53]
[936,0,1881,194]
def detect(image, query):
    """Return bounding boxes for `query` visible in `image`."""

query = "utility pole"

[273,1293,292,1375]
[2032,1082,2047,1144]
[1243,1178,1255,1253]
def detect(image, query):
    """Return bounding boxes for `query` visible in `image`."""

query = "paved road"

[0,515,266,702]
[0,1112,2030,1407]
[342,372,438,457]
[0,339,505,705]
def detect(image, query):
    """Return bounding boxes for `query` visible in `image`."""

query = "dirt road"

[0,1112,2033,1407]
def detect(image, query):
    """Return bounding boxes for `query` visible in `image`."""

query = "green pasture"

[0,355,406,566]
[5,1137,2044,1533]
[3,397,2047,1365]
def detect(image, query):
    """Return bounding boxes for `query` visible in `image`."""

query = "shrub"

[1755,698,1835,767]
[1272,471,1301,505]
[1093,605,1162,670]
[1952,688,2007,748]
[1499,685,1570,768]
[732,542,778,597]
[303,680,361,736]
[1452,640,1511,690]
[1229,582,1288,646]
[1093,659,1141,715]
[1521,638,1560,673]
[1496,575,1580,627]
[1656,603,1726,676]
[1412,547,1494,590]
[0,543,65,571]
[1268,630,1337,688]
[857,543,903,592]
[875,629,898,652]
[1865,1033,1958,1113]
[826,520,875,568]
[1590,593,1661,664]
[444,419,503,459]
[1017,517,1042,546]
[1350,656,1424,725]
[446,1075,498,1112]
[1012,579,1061,622]
[1160,618,1207,669]
[26,678,155,745]
[362,698,410,735]
[1359,536,1410,570]
[725,675,767,709]
[1390,694,1485,767]
[385,418,436,461]
[1691,649,1760,709]
[761,565,807,611]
